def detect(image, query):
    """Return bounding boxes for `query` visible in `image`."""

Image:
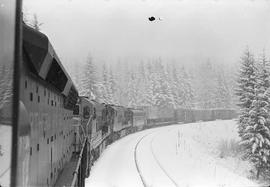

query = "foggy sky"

[23,0,270,67]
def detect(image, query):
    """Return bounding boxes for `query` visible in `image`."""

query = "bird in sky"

[148,16,155,21]
[148,16,163,22]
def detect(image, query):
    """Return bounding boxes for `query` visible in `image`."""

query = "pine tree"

[240,51,270,179]
[144,61,157,106]
[108,68,119,104]
[196,60,216,109]
[153,60,174,109]
[100,64,114,103]
[215,69,231,108]
[180,66,194,109]
[236,48,257,137]
[81,55,98,99]
[171,64,183,108]
[127,72,139,107]
[136,62,148,106]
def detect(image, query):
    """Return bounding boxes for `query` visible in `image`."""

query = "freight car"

[144,106,176,126]
[174,108,237,123]
[145,107,238,127]
[129,108,147,131]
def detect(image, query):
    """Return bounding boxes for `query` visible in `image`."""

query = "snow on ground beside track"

[86,120,260,187]
[176,120,254,180]
[151,120,258,187]
[0,125,11,187]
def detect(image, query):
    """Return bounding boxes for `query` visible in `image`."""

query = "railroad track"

[150,135,179,187]
[134,130,179,187]
[134,134,149,187]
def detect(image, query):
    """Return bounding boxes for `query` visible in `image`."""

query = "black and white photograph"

[0,0,270,186]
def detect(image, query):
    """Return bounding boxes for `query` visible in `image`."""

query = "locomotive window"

[46,59,68,92]
[73,105,79,115]
[30,92,33,101]
[83,106,90,119]
[25,80,27,89]
[36,85,39,93]
[38,96,40,103]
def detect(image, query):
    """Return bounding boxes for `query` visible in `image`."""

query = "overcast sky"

[23,0,270,67]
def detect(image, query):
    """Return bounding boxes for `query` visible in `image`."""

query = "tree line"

[70,55,236,110]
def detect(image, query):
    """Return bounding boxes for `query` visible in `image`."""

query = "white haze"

[23,0,270,67]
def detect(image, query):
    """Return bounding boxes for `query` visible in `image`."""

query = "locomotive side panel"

[20,24,78,187]
[20,71,75,186]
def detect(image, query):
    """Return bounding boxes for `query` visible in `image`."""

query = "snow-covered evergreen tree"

[240,50,270,178]
[99,64,115,103]
[215,69,231,109]
[196,60,217,109]
[108,68,119,104]
[144,63,157,106]
[235,48,270,178]
[179,66,194,109]
[81,55,98,99]
[127,72,139,107]
[171,64,183,108]
[236,48,257,137]
[152,60,174,109]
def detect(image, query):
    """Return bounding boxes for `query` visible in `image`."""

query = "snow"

[0,125,12,187]
[86,120,259,187]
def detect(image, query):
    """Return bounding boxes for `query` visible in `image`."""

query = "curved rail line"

[150,134,179,187]
[134,134,151,187]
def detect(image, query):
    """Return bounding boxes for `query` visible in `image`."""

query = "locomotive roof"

[128,108,145,113]
[79,97,105,110]
[23,24,78,97]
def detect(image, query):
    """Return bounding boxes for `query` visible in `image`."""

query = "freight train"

[14,24,237,187]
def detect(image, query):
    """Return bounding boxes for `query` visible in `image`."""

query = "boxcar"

[129,108,146,131]
[145,106,176,126]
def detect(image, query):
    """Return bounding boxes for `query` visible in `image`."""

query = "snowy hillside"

[86,120,260,187]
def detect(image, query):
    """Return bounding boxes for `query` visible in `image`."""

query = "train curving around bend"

[18,24,237,187]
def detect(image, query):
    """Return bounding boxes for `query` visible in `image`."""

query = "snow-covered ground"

[86,120,260,187]
[0,125,11,187]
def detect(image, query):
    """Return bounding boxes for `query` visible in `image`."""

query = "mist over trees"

[69,55,236,110]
